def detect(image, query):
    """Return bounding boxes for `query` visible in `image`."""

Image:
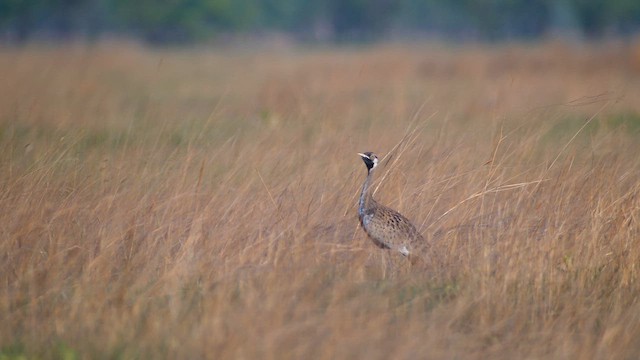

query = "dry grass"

[1,40,640,359]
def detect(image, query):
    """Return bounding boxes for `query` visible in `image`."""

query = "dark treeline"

[1,0,640,43]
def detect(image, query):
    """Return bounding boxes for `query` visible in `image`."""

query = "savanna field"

[2,41,640,359]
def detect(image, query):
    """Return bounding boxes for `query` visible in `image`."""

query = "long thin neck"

[359,168,376,217]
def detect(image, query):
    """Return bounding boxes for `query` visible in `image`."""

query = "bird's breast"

[361,213,374,227]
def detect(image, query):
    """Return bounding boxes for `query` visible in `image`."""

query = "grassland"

[1,40,640,359]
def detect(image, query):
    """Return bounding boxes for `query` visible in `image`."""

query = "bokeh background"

[2,0,640,43]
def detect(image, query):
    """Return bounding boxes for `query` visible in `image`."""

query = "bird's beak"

[357,153,366,158]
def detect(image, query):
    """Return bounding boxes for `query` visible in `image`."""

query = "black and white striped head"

[358,152,379,172]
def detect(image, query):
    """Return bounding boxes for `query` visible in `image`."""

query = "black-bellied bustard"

[357,152,426,264]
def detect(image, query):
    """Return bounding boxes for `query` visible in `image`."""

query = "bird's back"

[360,202,424,254]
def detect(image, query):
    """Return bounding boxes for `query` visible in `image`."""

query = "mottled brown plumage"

[357,152,426,263]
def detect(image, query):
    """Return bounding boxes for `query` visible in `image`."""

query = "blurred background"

[2,0,640,44]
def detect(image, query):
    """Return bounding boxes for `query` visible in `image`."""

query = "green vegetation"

[0,342,78,360]
[0,343,27,360]
[2,0,640,43]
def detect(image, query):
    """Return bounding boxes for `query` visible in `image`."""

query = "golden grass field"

[2,40,640,359]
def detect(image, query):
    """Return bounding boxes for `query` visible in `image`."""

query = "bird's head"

[358,152,379,172]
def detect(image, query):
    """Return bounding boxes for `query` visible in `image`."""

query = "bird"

[357,152,426,264]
